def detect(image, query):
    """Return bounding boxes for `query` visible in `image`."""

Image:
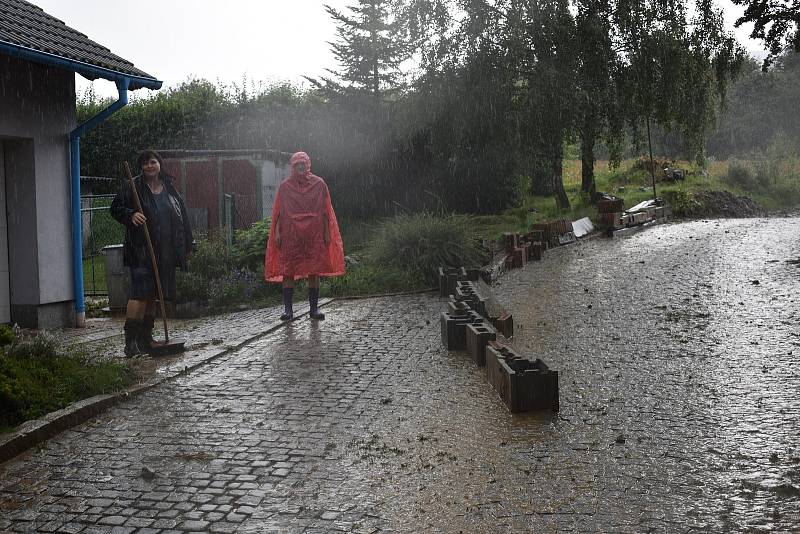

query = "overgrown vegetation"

[175,212,486,309]
[365,213,489,285]
[721,146,800,209]
[176,228,275,310]
[0,327,134,432]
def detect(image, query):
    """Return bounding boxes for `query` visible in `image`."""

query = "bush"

[3,329,58,360]
[0,332,133,431]
[0,325,14,346]
[722,135,800,208]
[366,213,488,285]
[232,217,270,272]
[176,226,281,308]
[207,268,268,309]
[188,234,236,281]
[662,190,703,218]
[176,271,209,304]
[724,160,758,190]
[754,159,800,206]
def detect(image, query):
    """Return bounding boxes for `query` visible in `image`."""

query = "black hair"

[137,149,165,172]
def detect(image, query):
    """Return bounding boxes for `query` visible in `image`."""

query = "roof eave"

[0,40,162,91]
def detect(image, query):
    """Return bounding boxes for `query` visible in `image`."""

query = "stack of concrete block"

[440,272,494,350]
[598,211,628,229]
[531,219,575,249]
[486,343,559,412]
[436,264,558,413]
[597,197,624,214]
[438,266,467,298]
[502,232,530,271]
[527,229,546,243]
[454,281,488,317]
[598,198,672,235]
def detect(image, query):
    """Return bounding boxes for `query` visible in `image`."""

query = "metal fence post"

[224,193,236,247]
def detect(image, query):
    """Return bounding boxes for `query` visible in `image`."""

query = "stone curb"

[0,298,333,465]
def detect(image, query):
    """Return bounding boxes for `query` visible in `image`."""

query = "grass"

[463,157,800,244]
[83,256,107,294]
[0,330,135,433]
[323,263,426,296]
[505,157,800,229]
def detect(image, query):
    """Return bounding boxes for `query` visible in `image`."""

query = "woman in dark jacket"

[111,150,193,356]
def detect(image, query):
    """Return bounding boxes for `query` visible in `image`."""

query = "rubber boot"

[281,287,294,321]
[123,319,143,357]
[138,315,163,354]
[309,287,325,320]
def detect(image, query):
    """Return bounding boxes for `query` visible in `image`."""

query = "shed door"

[0,144,10,323]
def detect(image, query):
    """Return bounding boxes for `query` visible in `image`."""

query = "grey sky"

[31,0,766,99]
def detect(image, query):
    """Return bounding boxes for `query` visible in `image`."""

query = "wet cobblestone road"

[1,217,799,532]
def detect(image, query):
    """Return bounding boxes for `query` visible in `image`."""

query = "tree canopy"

[78,0,757,218]
[732,0,800,68]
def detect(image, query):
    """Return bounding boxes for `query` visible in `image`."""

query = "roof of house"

[0,0,161,90]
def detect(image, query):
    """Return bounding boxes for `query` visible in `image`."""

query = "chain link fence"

[81,192,254,296]
[81,194,123,296]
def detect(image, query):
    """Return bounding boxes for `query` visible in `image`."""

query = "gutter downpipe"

[69,79,129,327]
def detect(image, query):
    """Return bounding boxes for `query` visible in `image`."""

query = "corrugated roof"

[0,0,160,88]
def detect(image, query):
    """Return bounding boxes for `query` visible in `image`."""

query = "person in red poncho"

[264,152,345,320]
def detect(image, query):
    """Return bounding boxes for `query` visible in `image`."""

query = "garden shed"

[159,148,292,234]
[0,0,161,327]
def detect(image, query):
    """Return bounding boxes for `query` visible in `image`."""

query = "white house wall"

[0,144,9,324]
[0,54,76,327]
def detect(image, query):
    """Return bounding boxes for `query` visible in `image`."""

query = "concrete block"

[597,198,624,213]
[493,313,514,338]
[438,267,467,298]
[528,242,544,261]
[512,247,526,269]
[627,212,649,226]
[454,288,486,316]
[503,233,520,253]
[486,345,559,412]
[466,323,497,367]
[528,229,546,244]
[441,311,484,351]
[447,300,471,316]
[557,232,576,245]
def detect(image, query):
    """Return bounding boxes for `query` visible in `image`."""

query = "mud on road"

[1,217,798,533]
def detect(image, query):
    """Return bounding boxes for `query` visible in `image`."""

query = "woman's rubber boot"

[309,287,325,320]
[138,315,163,354]
[281,287,294,321]
[123,319,144,357]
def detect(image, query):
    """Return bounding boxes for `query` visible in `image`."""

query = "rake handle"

[123,161,169,342]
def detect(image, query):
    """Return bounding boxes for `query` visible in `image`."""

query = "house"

[0,0,161,328]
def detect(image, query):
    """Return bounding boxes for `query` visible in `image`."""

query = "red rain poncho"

[264,152,345,282]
